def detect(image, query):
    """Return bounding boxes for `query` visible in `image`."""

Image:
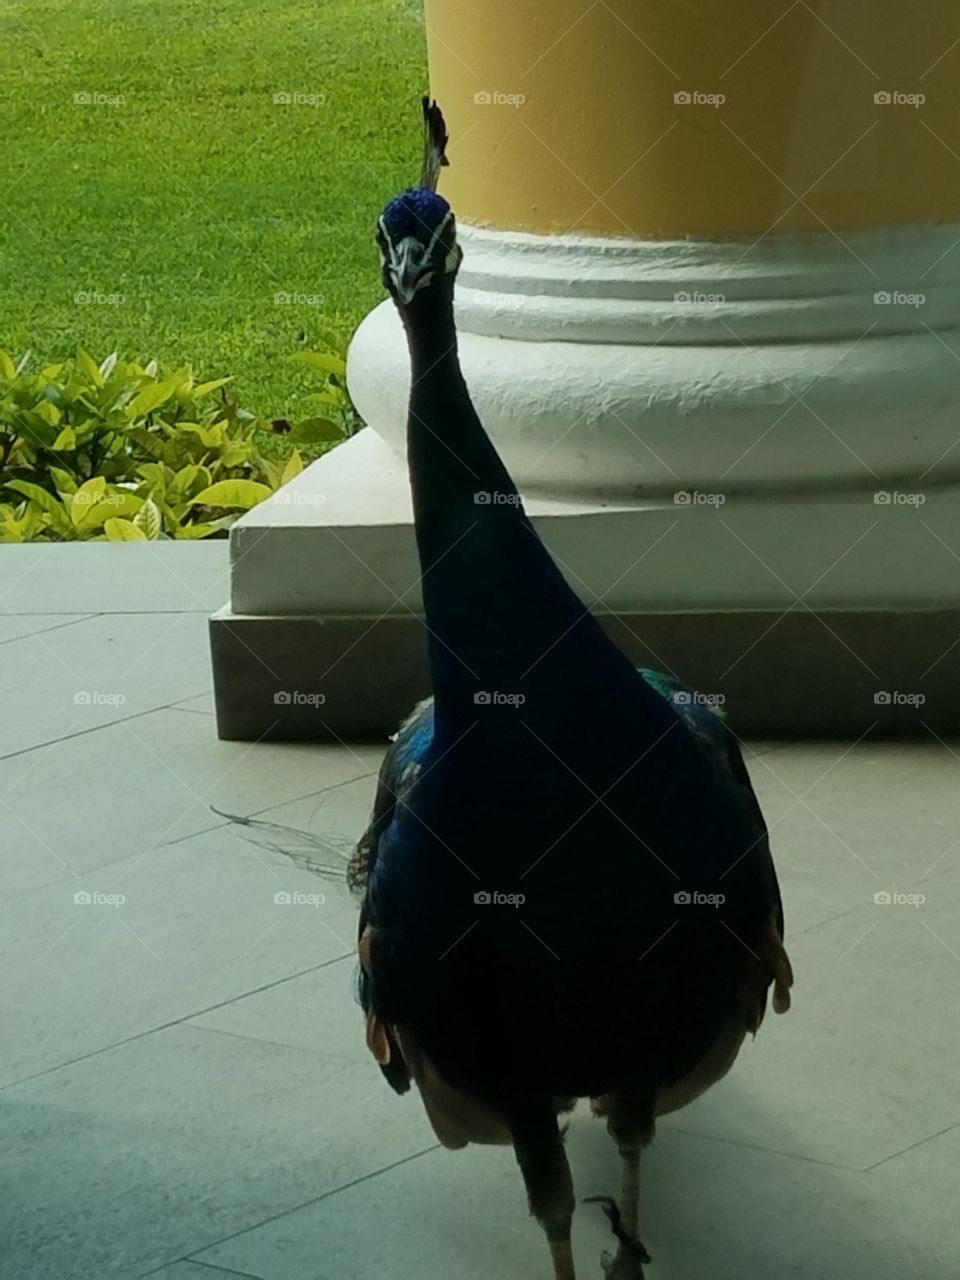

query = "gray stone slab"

[211,605,960,741]
[670,876,960,1170]
[190,956,363,1061]
[0,543,229,614]
[749,739,960,935]
[195,1109,940,1280]
[0,611,212,757]
[0,824,368,1086]
[2,1023,433,1279]
[0,707,378,901]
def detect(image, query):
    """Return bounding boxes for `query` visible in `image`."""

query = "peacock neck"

[401,291,643,751]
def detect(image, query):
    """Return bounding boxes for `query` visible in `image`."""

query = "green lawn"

[0,0,426,419]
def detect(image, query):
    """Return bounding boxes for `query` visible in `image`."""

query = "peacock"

[348,100,794,1280]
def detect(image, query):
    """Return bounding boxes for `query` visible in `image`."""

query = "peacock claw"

[600,1243,650,1279]
[585,1195,651,1278]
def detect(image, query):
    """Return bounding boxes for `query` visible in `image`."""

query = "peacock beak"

[388,238,431,304]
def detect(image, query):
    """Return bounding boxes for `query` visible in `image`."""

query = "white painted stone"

[231,430,960,617]
[347,221,960,498]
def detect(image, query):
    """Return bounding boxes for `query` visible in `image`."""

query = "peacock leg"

[595,1090,655,1279]
[511,1105,578,1280]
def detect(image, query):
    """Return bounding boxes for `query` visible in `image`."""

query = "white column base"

[210,431,960,740]
[347,222,960,498]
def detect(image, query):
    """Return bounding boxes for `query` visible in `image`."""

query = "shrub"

[0,343,357,541]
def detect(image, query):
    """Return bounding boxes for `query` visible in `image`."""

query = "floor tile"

[0,611,212,757]
[0,708,378,900]
[196,1108,938,1280]
[669,874,960,1169]
[0,825,366,1085]
[0,543,229,613]
[746,739,960,935]
[1,1023,433,1279]
[190,956,364,1061]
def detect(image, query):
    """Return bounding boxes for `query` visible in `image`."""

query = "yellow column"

[425,0,960,237]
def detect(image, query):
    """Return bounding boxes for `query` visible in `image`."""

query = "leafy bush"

[0,344,357,541]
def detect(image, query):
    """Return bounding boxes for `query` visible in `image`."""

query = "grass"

[0,0,427,420]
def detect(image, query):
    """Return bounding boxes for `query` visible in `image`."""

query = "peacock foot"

[585,1196,651,1280]
[600,1236,651,1280]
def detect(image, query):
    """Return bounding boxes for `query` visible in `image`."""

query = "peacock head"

[377,187,462,308]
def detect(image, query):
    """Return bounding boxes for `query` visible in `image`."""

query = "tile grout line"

[176,1144,440,1273]
[864,1116,960,1172]
[0,953,354,1094]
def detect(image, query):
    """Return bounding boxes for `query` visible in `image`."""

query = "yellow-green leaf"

[133,497,162,540]
[104,517,147,541]
[280,449,304,486]
[129,375,179,417]
[75,348,103,387]
[4,480,70,530]
[290,350,347,377]
[49,467,78,496]
[0,351,16,380]
[193,377,232,396]
[189,479,272,509]
[52,425,76,450]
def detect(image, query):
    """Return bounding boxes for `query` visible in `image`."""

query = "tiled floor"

[2,546,959,1279]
